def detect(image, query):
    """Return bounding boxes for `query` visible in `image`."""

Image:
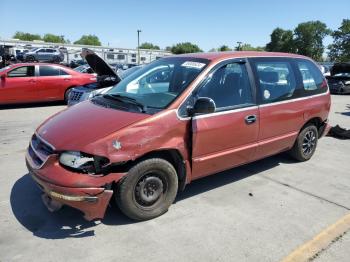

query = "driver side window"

[197,62,253,111]
[8,66,35,78]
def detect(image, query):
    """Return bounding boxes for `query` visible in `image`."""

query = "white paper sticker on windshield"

[181,61,206,69]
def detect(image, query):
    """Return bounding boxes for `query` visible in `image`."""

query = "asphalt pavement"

[0,96,349,262]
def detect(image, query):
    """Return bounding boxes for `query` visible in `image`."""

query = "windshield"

[74,65,89,73]
[0,66,12,73]
[29,48,39,52]
[118,66,143,79]
[103,57,209,111]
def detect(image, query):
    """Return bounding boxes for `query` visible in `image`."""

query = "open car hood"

[81,48,121,81]
[331,63,350,76]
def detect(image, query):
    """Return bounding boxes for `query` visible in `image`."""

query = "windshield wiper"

[103,94,147,113]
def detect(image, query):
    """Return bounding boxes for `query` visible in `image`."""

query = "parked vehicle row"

[25,51,331,221]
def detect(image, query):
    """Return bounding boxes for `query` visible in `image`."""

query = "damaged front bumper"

[29,170,113,221]
[25,146,126,221]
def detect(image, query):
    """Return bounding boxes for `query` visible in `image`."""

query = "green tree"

[266,28,296,53]
[235,43,265,51]
[139,42,160,50]
[170,42,202,54]
[42,33,66,43]
[74,35,101,46]
[328,19,350,62]
[13,31,41,41]
[294,21,330,61]
[218,45,232,51]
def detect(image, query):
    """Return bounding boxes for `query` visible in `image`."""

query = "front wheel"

[289,124,318,162]
[115,158,178,221]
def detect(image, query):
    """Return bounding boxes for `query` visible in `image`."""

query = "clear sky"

[0,0,349,51]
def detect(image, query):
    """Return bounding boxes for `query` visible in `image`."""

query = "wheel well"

[111,149,187,191]
[64,86,75,101]
[302,117,324,137]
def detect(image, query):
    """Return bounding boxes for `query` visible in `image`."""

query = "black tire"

[26,56,35,62]
[289,124,318,162]
[53,56,61,63]
[115,158,178,221]
[64,88,73,104]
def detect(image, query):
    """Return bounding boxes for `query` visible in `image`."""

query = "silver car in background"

[24,48,64,63]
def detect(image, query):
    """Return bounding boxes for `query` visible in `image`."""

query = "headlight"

[59,151,109,174]
[59,151,94,169]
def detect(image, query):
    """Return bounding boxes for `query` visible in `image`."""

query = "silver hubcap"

[302,130,316,156]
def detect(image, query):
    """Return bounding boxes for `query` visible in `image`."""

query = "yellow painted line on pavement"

[281,213,350,262]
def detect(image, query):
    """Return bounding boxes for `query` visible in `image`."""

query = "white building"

[0,38,172,65]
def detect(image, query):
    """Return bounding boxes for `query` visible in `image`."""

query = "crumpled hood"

[37,101,149,150]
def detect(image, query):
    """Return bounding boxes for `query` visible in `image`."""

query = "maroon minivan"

[26,52,331,221]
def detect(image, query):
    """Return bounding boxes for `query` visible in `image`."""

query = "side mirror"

[188,97,216,116]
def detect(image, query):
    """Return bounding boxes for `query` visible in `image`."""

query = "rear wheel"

[115,158,178,221]
[26,56,35,62]
[53,56,61,63]
[289,124,318,162]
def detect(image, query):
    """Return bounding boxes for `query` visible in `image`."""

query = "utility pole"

[137,29,142,65]
[236,41,242,51]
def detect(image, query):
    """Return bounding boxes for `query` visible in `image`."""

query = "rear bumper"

[30,171,113,221]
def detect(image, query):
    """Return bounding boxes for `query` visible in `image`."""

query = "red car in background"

[0,63,96,105]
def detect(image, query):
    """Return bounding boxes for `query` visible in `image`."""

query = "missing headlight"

[59,151,109,175]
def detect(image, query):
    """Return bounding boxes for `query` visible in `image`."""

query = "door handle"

[245,115,257,124]
[28,79,36,83]
[64,78,71,81]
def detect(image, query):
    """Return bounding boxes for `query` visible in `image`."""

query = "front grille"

[28,145,43,166]
[27,134,55,168]
[70,90,84,101]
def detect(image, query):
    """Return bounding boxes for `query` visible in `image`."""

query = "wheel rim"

[134,174,165,207]
[302,130,316,156]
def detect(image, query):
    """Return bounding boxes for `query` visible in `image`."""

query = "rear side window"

[7,66,35,77]
[39,66,68,76]
[296,59,327,94]
[250,59,296,103]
